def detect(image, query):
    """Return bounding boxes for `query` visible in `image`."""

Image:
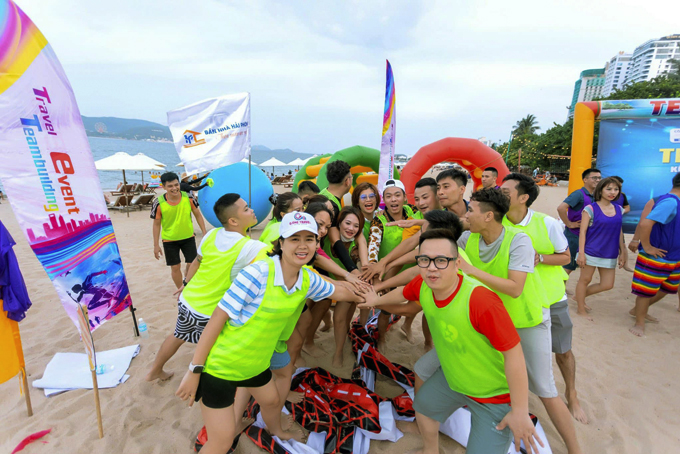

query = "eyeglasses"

[360,193,376,200]
[589,176,602,181]
[415,255,458,269]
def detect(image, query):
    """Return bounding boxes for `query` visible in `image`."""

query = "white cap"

[279,212,318,238]
[382,179,406,194]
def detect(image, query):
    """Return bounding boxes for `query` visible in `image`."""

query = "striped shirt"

[218,255,335,326]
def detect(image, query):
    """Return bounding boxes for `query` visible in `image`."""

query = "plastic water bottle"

[96,364,114,375]
[138,318,149,338]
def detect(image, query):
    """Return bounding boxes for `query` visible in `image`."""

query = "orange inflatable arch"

[401,138,510,203]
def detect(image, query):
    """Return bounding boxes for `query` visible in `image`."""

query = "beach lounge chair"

[129,194,155,210]
[108,194,134,210]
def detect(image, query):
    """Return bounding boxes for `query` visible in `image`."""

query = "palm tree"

[512,114,540,136]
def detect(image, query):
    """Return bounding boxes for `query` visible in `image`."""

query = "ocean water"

[89,137,301,190]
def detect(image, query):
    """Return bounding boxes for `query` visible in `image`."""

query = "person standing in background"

[152,172,207,289]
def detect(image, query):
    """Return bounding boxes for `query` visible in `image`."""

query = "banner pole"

[91,369,104,438]
[123,169,130,218]
[21,368,33,417]
[248,156,252,211]
[129,304,140,337]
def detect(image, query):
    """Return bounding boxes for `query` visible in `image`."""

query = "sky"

[18,0,680,155]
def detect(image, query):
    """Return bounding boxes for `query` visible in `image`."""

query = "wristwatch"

[538,254,544,263]
[189,362,204,374]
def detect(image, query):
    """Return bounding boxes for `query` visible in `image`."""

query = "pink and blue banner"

[378,60,396,193]
[0,1,131,332]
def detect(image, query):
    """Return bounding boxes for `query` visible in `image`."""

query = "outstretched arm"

[190,201,207,236]
[458,259,528,299]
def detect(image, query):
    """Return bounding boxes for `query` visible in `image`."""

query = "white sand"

[1,181,680,453]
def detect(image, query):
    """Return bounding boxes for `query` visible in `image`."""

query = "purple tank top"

[584,203,622,259]
[648,194,680,261]
[613,193,626,207]
[567,188,592,235]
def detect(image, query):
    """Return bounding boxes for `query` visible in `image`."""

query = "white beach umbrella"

[258,157,287,174]
[287,158,307,170]
[241,157,258,165]
[95,152,166,216]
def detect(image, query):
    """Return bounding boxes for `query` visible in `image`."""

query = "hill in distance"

[82,116,316,161]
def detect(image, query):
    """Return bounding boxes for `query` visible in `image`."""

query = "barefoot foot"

[576,310,593,322]
[287,391,304,404]
[272,426,305,443]
[400,326,415,344]
[320,322,333,332]
[332,353,343,368]
[628,309,658,323]
[584,304,593,313]
[236,417,255,433]
[629,324,645,337]
[567,400,588,424]
[145,369,174,382]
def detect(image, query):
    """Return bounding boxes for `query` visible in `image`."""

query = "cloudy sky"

[19,0,679,155]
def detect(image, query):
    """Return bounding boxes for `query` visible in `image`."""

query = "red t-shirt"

[403,274,520,404]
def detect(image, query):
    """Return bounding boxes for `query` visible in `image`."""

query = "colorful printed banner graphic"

[0,0,131,332]
[597,98,680,120]
[378,60,396,193]
[167,93,251,175]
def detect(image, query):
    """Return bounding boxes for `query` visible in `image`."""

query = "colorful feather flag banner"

[0,0,132,332]
[377,60,396,193]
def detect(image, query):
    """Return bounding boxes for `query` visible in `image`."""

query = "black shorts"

[162,237,197,266]
[195,369,272,409]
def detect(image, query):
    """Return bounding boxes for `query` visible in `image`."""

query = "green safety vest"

[322,238,356,279]
[375,205,415,260]
[419,277,509,398]
[159,193,194,241]
[464,226,544,328]
[502,212,568,307]
[319,188,342,214]
[204,257,310,380]
[362,216,373,242]
[259,220,280,251]
[182,231,249,316]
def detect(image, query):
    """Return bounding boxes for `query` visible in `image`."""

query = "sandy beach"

[2,178,680,454]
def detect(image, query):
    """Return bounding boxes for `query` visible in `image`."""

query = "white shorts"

[516,307,558,398]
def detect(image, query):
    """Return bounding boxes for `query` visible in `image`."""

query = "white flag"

[167,93,251,175]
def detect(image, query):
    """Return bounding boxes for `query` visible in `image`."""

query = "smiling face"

[162,178,181,196]
[280,231,318,267]
[418,238,459,292]
[358,188,377,215]
[313,210,332,240]
[602,183,620,201]
[583,172,601,192]
[481,171,497,189]
[339,213,360,239]
[437,176,463,209]
[383,187,405,215]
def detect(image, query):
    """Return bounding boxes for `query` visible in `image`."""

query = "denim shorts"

[270,350,291,371]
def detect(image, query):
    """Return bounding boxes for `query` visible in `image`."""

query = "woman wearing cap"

[176,212,363,453]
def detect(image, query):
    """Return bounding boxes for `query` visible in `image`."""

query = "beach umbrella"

[258,157,287,175]
[241,157,258,166]
[287,158,307,170]
[95,152,166,216]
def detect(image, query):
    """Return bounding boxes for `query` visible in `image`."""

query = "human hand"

[360,262,385,281]
[374,209,385,218]
[496,409,544,454]
[627,240,639,253]
[154,244,163,260]
[576,253,586,269]
[386,219,418,228]
[173,285,184,300]
[356,286,379,309]
[534,252,540,266]
[176,370,200,407]
[457,257,474,276]
[350,269,360,277]
[568,220,581,230]
[644,245,667,259]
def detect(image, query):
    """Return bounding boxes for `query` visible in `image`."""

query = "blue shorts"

[270,350,291,371]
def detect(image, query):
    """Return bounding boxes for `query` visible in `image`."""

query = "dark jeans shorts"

[563,227,579,271]
[162,237,197,266]
[195,368,272,409]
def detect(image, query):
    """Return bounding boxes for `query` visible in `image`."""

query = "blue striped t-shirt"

[217,255,334,326]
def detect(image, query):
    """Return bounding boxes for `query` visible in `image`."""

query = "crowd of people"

[144,164,680,454]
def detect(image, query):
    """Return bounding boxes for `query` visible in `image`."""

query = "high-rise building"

[602,52,632,97]
[567,68,606,118]
[624,34,680,86]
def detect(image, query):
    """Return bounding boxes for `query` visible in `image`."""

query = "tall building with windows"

[624,34,680,86]
[567,68,605,118]
[602,52,631,97]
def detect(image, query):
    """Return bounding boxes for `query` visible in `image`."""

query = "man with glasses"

[459,188,582,454]
[359,227,542,454]
[557,168,602,276]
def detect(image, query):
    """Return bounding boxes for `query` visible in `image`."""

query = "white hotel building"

[602,52,631,98]
[623,34,680,86]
